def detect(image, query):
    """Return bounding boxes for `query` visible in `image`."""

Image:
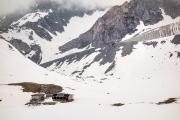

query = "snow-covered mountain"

[0,0,180,120]
[0,0,106,64]
[40,0,180,81]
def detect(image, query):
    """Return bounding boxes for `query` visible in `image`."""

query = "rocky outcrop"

[9,39,31,54]
[171,35,180,45]
[9,39,42,64]
[19,7,95,41]
[159,0,180,19]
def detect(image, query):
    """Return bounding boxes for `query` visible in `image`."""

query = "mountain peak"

[103,2,129,21]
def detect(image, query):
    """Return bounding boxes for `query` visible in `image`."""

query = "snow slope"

[11,10,51,27]
[0,38,80,86]
[1,34,180,120]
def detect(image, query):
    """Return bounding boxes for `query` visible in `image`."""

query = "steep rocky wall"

[59,0,180,53]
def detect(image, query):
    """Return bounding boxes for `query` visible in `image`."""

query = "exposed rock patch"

[169,52,173,58]
[176,52,180,58]
[105,61,116,74]
[112,103,125,107]
[143,41,158,48]
[156,98,178,105]
[120,41,138,56]
[9,39,31,54]
[159,0,180,19]
[171,35,180,45]
[9,39,42,64]
[8,82,63,94]
[161,40,166,44]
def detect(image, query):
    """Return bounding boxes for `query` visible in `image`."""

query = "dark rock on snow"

[9,39,42,64]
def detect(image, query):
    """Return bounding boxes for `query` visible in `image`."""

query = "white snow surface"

[1,34,180,120]
[11,11,51,27]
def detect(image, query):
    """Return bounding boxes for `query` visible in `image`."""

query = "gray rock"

[9,39,42,64]
[171,35,180,45]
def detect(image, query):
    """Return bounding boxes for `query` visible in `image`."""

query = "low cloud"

[0,0,129,15]
[0,0,34,15]
[59,0,130,9]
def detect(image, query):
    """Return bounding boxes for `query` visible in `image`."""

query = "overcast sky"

[0,0,129,15]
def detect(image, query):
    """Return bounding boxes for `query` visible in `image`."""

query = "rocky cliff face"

[159,0,180,18]
[39,0,180,77]
[59,0,180,53]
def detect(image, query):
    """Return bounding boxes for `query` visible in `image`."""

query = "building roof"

[31,93,45,96]
[53,93,73,97]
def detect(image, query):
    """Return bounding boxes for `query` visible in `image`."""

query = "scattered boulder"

[161,40,166,44]
[105,61,116,74]
[176,52,180,58]
[169,52,173,58]
[157,98,177,105]
[143,41,158,48]
[171,35,180,45]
